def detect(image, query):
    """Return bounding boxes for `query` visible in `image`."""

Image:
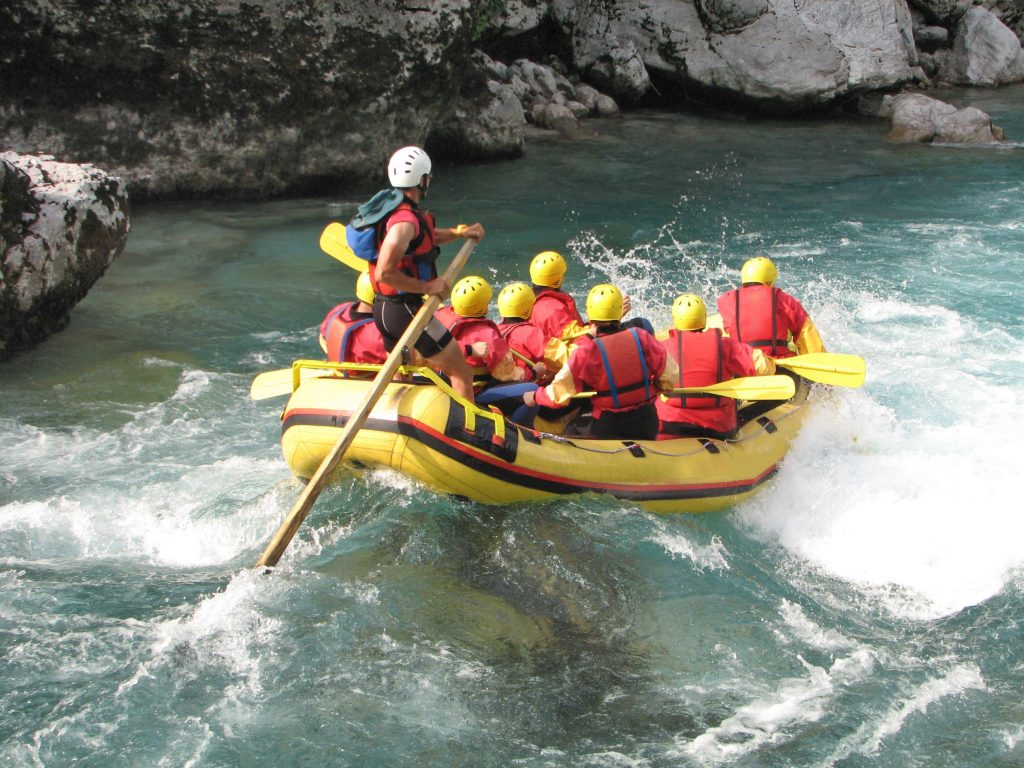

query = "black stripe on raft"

[281,412,778,502]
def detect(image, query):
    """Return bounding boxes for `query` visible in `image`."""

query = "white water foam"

[0,366,295,568]
[824,663,987,764]
[675,651,874,764]
[739,291,1024,619]
[650,526,731,573]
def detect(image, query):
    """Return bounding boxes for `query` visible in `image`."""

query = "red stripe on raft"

[284,406,776,495]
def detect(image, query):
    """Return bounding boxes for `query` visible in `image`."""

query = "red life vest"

[368,201,439,297]
[321,303,386,366]
[662,329,723,411]
[717,285,792,357]
[656,329,740,435]
[589,328,653,413]
[498,320,546,379]
[530,288,582,340]
[435,305,507,376]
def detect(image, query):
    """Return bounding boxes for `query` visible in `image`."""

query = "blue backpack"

[345,189,407,263]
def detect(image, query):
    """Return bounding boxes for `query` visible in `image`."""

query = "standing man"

[657,293,776,440]
[524,284,677,440]
[369,146,485,401]
[716,256,826,359]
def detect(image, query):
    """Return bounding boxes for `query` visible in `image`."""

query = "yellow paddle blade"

[669,374,795,401]
[775,352,866,388]
[319,222,369,272]
[249,367,336,400]
[576,375,795,402]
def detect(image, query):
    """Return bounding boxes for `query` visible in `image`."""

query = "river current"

[2,86,1023,767]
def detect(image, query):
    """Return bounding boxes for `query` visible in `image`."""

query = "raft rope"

[530,396,805,458]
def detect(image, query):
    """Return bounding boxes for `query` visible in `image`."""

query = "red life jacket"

[662,329,723,411]
[498,320,546,379]
[717,285,792,357]
[321,303,386,366]
[589,328,653,413]
[435,305,507,376]
[368,201,439,297]
[530,288,582,340]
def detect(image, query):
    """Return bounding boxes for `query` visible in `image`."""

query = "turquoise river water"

[2,86,1023,767]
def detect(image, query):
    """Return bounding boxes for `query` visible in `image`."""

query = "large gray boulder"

[551,0,918,110]
[1,153,130,360]
[2,0,1008,201]
[0,0,486,201]
[937,6,1024,84]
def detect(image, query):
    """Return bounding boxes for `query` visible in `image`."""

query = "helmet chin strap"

[417,175,430,197]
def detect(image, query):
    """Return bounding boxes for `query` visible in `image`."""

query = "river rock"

[908,0,971,23]
[0,153,130,361]
[0,0,1012,200]
[880,92,1006,143]
[937,6,1024,85]
[551,0,917,110]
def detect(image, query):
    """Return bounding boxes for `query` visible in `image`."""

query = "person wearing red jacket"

[319,272,387,368]
[524,284,677,440]
[527,250,588,341]
[436,276,539,425]
[495,282,567,385]
[656,293,776,440]
[715,256,826,359]
[435,276,524,384]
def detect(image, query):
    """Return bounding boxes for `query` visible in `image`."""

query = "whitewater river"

[2,86,1023,766]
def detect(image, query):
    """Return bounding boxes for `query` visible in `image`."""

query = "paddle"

[249,366,337,401]
[320,222,369,272]
[773,352,866,388]
[256,238,476,568]
[573,374,796,401]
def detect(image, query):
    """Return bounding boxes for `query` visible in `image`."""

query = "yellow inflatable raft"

[277,361,812,514]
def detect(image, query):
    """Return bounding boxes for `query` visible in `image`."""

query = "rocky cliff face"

[1,0,1022,202]
[1,153,130,360]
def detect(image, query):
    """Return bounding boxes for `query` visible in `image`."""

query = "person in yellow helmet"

[434,276,525,384]
[528,250,652,343]
[524,284,677,439]
[656,293,776,440]
[716,256,826,358]
[527,250,588,340]
[435,276,542,426]
[319,271,387,368]
[495,282,566,385]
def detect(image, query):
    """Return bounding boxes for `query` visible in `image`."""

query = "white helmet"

[388,146,431,189]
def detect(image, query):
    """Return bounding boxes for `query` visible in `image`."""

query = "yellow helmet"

[672,293,707,331]
[450,275,493,318]
[497,282,536,319]
[586,283,624,323]
[355,271,375,305]
[740,256,777,286]
[529,250,567,289]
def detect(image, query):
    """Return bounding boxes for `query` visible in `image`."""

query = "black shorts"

[372,295,453,359]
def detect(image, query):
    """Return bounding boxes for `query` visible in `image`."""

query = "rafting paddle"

[319,222,370,272]
[573,374,796,401]
[249,366,338,400]
[773,352,866,388]
[256,237,476,569]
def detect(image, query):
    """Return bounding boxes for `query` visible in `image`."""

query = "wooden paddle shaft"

[256,238,476,568]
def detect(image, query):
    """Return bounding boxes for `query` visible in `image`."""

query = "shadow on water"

[309,492,711,748]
